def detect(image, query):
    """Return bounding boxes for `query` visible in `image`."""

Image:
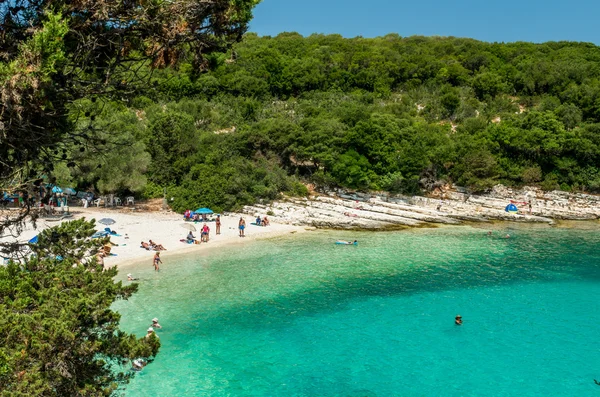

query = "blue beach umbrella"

[51,186,63,194]
[28,235,39,244]
[63,187,77,195]
[193,208,213,215]
[505,203,518,213]
[97,218,116,225]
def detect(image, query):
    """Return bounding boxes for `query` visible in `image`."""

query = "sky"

[249,0,600,44]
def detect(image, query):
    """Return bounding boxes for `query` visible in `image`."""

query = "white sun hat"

[147,327,154,332]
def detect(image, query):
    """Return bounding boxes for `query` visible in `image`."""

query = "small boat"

[335,240,358,245]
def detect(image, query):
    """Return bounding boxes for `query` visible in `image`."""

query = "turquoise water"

[113,224,600,396]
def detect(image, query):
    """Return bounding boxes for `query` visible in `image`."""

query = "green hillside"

[63,33,600,211]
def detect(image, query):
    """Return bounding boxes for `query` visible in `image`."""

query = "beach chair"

[126,196,134,206]
[114,197,122,206]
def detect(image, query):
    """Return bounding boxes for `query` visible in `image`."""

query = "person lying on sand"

[141,241,151,250]
[149,240,166,251]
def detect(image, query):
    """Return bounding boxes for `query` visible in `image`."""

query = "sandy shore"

[0,208,308,267]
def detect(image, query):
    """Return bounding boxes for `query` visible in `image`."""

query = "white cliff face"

[243,185,599,230]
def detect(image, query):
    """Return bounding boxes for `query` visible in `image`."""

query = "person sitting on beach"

[455,315,463,325]
[150,318,162,329]
[255,216,261,226]
[141,241,151,250]
[149,240,166,251]
[201,223,210,242]
[262,216,270,226]
[187,231,196,242]
[184,209,191,220]
[102,244,112,256]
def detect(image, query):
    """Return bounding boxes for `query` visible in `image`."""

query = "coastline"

[0,207,309,268]
[1,187,598,269]
[242,185,600,230]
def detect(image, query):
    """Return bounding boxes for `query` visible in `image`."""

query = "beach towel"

[91,231,109,238]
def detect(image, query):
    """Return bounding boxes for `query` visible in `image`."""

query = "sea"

[112,223,600,396]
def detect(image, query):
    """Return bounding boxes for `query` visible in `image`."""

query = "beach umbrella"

[97,218,116,225]
[63,187,77,195]
[193,207,213,215]
[51,186,63,194]
[28,235,39,244]
[181,223,197,232]
[505,203,518,213]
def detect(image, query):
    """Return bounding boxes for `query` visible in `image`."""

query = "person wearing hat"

[145,327,159,339]
[132,358,147,371]
[455,315,463,325]
[127,273,138,281]
[151,318,162,329]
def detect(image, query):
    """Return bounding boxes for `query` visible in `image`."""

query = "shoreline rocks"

[243,185,599,230]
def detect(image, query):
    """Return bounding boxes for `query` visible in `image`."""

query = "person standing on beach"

[153,252,162,271]
[238,217,246,237]
[216,215,221,235]
[201,223,210,242]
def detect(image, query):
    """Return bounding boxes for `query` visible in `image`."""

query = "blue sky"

[250,0,599,44]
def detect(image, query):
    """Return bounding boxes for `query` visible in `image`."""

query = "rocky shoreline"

[243,185,600,230]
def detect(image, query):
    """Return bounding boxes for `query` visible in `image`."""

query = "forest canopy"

[60,33,600,211]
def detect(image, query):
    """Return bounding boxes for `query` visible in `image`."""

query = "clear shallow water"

[113,225,600,396]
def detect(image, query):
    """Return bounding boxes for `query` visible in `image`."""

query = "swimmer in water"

[455,315,463,325]
[132,359,146,371]
[151,317,162,329]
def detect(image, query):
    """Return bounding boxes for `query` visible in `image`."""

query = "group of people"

[186,222,215,243]
[183,209,209,222]
[254,215,270,226]
[133,318,163,371]
[141,240,166,251]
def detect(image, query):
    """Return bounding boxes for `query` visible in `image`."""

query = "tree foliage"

[25,33,600,211]
[0,219,160,396]
[0,0,260,250]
